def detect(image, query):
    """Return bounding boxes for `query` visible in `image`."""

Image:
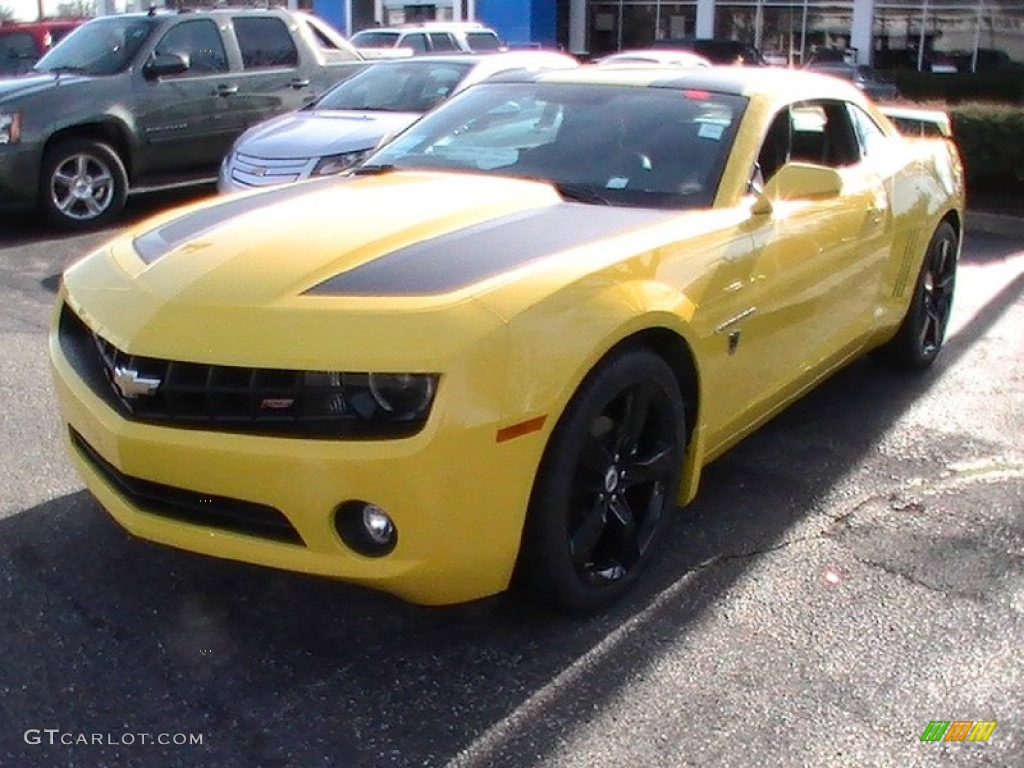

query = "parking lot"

[0,191,1021,767]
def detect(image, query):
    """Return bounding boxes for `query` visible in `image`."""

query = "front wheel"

[40,139,128,230]
[877,221,959,370]
[516,348,687,612]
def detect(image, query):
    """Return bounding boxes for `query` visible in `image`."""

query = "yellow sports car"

[51,67,964,611]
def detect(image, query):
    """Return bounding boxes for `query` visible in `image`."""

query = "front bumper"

[0,143,41,213]
[50,312,547,606]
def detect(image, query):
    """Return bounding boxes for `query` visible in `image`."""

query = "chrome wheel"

[41,139,128,230]
[50,152,116,222]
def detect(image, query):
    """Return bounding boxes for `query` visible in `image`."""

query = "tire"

[877,221,959,370]
[516,348,687,612]
[40,139,128,230]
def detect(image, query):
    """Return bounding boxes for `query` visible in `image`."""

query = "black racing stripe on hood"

[306,204,675,297]
[133,179,336,265]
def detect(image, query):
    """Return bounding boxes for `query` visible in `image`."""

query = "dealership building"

[314,1,1024,70]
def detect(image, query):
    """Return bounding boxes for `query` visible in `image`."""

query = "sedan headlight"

[311,149,372,177]
[0,112,22,145]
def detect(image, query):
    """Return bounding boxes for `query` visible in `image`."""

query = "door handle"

[289,78,311,89]
[215,84,239,97]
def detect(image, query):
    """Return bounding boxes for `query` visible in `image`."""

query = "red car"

[0,18,85,76]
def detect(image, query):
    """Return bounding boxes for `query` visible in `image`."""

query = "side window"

[402,33,428,54]
[846,103,888,158]
[0,32,38,75]
[234,17,299,69]
[154,19,228,75]
[428,32,458,52]
[756,109,792,185]
[466,31,501,52]
[789,100,860,168]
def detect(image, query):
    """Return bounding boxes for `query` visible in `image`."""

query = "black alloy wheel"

[878,221,959,370]
[517,348,687,612]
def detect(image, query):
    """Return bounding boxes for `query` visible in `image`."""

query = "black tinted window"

[0,32,37,75]
[428,32,458,52]
[155,19,227,74]
[235,16,298,69]
[466,31,501,51]
[402,33,428,53]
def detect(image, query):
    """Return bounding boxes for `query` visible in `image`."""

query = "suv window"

[402,33,428,54]
[428,32,458,52]
[234,16,298,69]
[154,19,228,74]
[465,31,501,51]
[0,31,37,75]
[349,31,400,47]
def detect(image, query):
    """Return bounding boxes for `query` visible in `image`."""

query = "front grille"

[70,428,304,545]
[58,304,427,438]
[230,151,309,188]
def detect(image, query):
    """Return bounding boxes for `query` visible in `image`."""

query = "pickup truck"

[0,8,367,229]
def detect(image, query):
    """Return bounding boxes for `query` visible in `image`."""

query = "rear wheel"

[516,348,687,612]
[40,139,128,230]
[878,221,958,370]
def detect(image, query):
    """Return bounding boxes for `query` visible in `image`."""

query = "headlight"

[303,371,439,425]
[0,112,22,145]
[311,149,372,177]
[367,373,437,419]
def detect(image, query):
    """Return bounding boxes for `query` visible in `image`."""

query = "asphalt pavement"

[0,194,1021,768]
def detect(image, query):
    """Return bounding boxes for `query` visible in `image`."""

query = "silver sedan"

[218,51,578,194]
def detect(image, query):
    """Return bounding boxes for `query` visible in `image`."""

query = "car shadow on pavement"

[2,243,1021,768]
[0,186,215,250]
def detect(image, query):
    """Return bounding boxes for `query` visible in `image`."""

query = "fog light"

[335,500,397,557]
[363,504,394,545]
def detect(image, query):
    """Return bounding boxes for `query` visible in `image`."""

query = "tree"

[56,0,95,17]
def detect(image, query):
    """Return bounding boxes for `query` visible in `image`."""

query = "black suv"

[0,9,364,228]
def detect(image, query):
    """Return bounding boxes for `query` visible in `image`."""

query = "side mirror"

[751,162,843,215]
[144,52,189,80]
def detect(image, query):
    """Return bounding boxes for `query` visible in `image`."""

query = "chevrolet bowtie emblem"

[112,366,162,399]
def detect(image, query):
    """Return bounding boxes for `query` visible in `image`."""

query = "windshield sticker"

[698,122,725,140]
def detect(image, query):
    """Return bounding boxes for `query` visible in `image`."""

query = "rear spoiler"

[879,105,953,138]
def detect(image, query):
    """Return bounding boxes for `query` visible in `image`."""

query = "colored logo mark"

[920,720,997,742]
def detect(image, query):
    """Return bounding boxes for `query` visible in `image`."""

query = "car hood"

[61,172,698,367]
[0,71,92,100]
[235,109,422,159]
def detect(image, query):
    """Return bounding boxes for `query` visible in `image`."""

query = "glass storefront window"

[588,1,696,56]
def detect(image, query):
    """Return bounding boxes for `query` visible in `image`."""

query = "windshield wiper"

[554,182,612,206]
[348,164,396,176]
[41,65,89,75]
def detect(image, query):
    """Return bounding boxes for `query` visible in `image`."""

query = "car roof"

[367,51,569,66]
[490,65,861,102]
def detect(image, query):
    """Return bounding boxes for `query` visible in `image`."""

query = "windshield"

[35,18,152,75]
[349,31,401,48]
[366,82,747,209]
[315,60,473,113]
